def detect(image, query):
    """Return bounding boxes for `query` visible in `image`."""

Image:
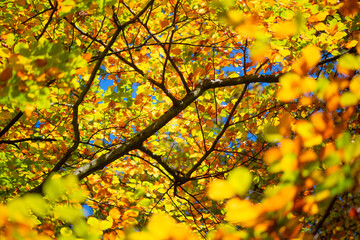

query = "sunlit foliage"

[1,0,360,239]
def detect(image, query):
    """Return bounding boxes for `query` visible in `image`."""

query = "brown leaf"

[0,67,12,82]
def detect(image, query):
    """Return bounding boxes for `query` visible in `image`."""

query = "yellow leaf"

[0,48,10,58]
[303,197,319,215]
[225,198,261,225]
[277,73,302,102]
[295,120,314,138]
[340,92,358,106]
[350,75,360,97]
[87,217,99,226]
[227,10,245,25]
[333,31,347,41]
[314,23,327,31]
[93,140,103,146]
[208,179,235,201]
[59,0,75,14]
[302,45,321,69]
[250,40,270,62]
[300,77,317,93]
[100,220,113,230]
[262,186,297,211]
[314,190,330,202]
[264,124,282,142]
[304,134,323,147]
[227,167,252,196]
[148,213,176,239]
[292,45,320,75]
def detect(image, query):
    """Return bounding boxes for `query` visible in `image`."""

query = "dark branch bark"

[186,83,249,178]
[138,146,178,179]
[0,111,23,138]
[36,1,58,40]
[312,195,338,238]
[317,47,356,66]
[0,137,56,144]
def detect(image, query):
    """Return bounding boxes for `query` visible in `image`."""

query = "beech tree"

[1,0,360,239]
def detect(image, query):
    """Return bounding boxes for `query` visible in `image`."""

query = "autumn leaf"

[227,167,252,196]
[208,179,235,201]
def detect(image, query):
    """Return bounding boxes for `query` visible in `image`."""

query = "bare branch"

[186,83,249,178]
[0,137,56,144]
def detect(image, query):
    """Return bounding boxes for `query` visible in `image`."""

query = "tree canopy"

[1,0,360,239]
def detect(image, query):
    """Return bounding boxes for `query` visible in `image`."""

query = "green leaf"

[138,198,152,207]
[134,187,146,199]
[98,0,104,12]
[24,193,49,216]
[264,124,282,142]
[338,54,360,70]
[43,175,66,201]
[60,227,73,236]
[336,131,351,149]
[54,205,83,222]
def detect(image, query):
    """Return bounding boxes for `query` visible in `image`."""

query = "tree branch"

[71,74,279,182]
[0,111,23,138]
[186,83,249,178]
[0,137,56,144]
[317,47,356,66]
[36,1,58,40]
[27,0,155,194]
[138,145,178,180]
[312,195,338,238]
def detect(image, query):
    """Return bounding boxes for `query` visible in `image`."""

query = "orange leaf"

[109,208,120,220]
[171,49,182,55]
[197,104,205,112]
[307,11,328,22]
[345,40,358,49]
[310,112,327,132]
[271,21,297,39]
[264,147,282,164]
[24,104,35,118]
[82,53,92,62]
[299,150,317,163]
[293,45,320,75]
[279,112,293,136]
[160,19,169,28]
